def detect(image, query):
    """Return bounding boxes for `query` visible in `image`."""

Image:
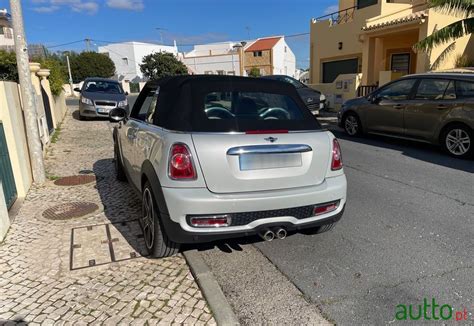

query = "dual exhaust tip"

[260,228,287,241]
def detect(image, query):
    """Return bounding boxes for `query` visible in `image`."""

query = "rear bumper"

[160,174,347,243]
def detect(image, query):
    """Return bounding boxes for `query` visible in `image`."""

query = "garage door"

[322,58,359,83]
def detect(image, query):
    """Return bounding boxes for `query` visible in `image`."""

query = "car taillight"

[169,143,197,180]
[189,215,231,228]
[331,138,343,171]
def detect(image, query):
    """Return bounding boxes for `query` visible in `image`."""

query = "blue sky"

[0,0,338,69]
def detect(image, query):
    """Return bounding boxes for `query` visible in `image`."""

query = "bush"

[140,52,188,80]
[0,50,18,82]
[248,67,261,77]
[455,55,474,68]
[70,52,116,83]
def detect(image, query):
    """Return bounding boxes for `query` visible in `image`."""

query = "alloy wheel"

[345,115,359,136]
[445,129,471,156]
[142,188,155,249]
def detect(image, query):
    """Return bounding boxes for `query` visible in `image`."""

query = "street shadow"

[92,158,275,257]
[329,127,474,173]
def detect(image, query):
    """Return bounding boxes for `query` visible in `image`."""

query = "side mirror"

[74,87,81,93]
[125,91,129,96]
[370,94,381,104]
[109,107,128,123]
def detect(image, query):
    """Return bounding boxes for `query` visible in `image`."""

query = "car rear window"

[204,92,305,121]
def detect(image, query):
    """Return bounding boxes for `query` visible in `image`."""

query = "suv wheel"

[141,182,180,258]
[442,125,472,158]
[343,113,362,136]
[114,143,127,182]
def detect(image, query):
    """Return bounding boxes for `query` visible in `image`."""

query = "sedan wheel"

[444,127,471,157]
[343,114,360,136]
[142,188,155,250]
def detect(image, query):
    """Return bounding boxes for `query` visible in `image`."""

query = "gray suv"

[76,78,129,120]
[338,73,474,158]
[110,76,347,258]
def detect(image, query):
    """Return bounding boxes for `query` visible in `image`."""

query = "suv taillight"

[331,139,343,171]
[168,143,197,180]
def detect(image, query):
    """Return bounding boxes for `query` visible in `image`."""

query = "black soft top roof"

[141,75,321,132]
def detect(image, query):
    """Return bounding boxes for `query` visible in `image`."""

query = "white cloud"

[32,0,99,15]
[324,5,339,15]
[106,0,144,11]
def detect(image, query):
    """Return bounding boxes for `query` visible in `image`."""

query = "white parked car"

[111,76,347,258]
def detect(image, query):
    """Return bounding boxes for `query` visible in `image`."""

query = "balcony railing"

[357,85,378,97]
[314,6,357,25]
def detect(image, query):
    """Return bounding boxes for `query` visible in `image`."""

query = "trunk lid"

[191,131,331,193]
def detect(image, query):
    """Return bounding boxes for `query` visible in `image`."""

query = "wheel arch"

[341,110,363,133]
[141,160,171,219]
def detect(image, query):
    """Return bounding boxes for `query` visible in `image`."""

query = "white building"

[0,9,14,51]
[181,42,244,76]
[98,41,178,82]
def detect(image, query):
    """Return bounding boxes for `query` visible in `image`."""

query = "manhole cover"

[54,175,96,186]
[42,202,99,220]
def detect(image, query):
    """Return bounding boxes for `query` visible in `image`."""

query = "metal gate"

[0,123,17,209]
[41,85,54,134]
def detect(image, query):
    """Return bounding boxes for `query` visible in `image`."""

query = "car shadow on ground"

[92,158,272,259]
[329,127,474,173]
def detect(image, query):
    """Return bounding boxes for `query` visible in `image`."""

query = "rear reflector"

[189,215,231,228]
[313,201,340,216]
[245,130,289,134]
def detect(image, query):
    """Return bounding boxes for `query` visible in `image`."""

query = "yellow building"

[310,0,474,91]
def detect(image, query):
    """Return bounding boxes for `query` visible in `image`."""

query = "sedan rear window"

[204,92,304,121]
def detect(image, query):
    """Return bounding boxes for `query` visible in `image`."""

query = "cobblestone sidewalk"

[0,107,215,325]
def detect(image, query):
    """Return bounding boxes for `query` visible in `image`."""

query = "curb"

[183,250,240,326]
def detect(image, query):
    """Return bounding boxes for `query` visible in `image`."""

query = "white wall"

[182,53,241,75]
[98,42,178,82]
[272,38,296,77]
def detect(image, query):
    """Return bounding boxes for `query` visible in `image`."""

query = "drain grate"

[54,175,96,186]
[42,202,99,220]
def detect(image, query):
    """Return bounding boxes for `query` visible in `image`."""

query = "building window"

[253,51,263,57]
[357,0,377,9]
[390,53,410,75]
[216,70,225,75]
[122,57,129,65]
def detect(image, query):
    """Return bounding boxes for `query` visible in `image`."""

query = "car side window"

[456,81,474,99]
[415,79,451,100]
[130,87,158,122]
[443,81,457,100]
[377,79,416,101]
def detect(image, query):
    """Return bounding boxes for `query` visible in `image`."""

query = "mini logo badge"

[264,137,278,143]
[307,97,314,103]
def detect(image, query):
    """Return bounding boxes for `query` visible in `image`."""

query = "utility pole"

[85,38,91,52]
[9,0,46,184]
[66,55,74,97]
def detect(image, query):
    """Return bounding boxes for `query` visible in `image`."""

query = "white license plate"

[97,108,111,113]
[239,153,302,171]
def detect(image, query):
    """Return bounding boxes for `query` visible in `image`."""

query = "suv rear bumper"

[159,174,347,243]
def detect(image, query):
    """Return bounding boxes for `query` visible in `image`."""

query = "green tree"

[248,67,261,77]
[0,50,18,82]
[70,52,115,83]
[140,52,188,80]
[414,0,473,51]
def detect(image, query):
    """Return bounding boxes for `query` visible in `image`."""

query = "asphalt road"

[197,128,474,325]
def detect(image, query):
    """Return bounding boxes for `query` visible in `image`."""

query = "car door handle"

[393,104,404,110]
[437,105,448,110]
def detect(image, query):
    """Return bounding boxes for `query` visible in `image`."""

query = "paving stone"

[0,106,215,325]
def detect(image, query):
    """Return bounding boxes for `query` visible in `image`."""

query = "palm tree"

[414,0,473,52]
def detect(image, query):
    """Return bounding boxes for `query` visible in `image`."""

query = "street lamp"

[233,41,247,76]
[156,27,167,44]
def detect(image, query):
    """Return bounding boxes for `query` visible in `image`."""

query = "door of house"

[390,53,411,76]
[0,123,17,209]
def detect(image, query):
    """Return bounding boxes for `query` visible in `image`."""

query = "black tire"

[342,112,362,136]
[79,112,86,121]
[301,223,336,235]
[114,143,127,182]
[141,182,180,258]
[441,124,473,159]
